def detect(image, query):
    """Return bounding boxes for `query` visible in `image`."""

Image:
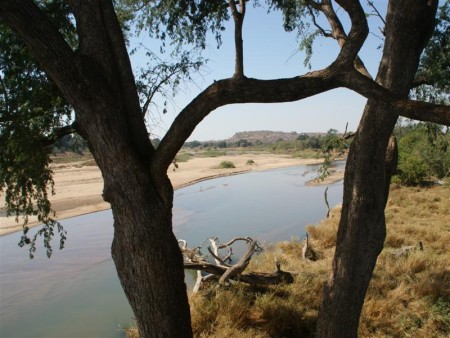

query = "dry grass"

[128,185,450,337]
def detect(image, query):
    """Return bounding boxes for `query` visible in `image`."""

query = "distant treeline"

[182,129,347,153]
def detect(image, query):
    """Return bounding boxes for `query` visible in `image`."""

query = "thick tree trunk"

[76,96,193,337]
[107,169,192,337]
[316,1,438,337]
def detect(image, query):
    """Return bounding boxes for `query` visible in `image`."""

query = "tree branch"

[66,0,154,161]
[39,122,78,148]
[228,0,246,78]
[154,63,449,175]
[0,0,79,98]
[333,0,369,67]
[219,240,256,285]
[142,67,185,116]
[317,0,372,77]
[99,0,155,160]
[306,4,332,38]
[410,76,434,89]
[367,0,386,32]
[153,68,340,173]
[183,236,293,288]
[184,261,294,286]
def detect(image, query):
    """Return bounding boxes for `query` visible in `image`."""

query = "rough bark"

[0,1,191,337]
[316,1,439,337]
[229,0,246,78]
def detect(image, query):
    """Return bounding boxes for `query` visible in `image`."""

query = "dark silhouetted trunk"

[316,1,438,337]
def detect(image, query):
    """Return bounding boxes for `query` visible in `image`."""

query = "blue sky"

[131,1,388,141]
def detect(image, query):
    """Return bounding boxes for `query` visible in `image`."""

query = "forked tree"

[0,1,449,337]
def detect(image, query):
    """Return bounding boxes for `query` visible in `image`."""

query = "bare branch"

[219,240,257,285]
[184,261,294,286]
[306,4,332,38]
[367,0,386,34]
[207,246,232,267]
[228,0,246,78]
[142,67,185,115]
[217,236,254,248]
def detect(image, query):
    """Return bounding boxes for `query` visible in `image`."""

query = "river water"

[0,163,343,337]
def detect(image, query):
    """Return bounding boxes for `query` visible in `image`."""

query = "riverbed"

[0,163,343,337]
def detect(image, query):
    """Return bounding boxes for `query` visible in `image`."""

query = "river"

[0,163,343,337]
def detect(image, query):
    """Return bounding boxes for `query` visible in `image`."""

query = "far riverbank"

[0,153,344,236]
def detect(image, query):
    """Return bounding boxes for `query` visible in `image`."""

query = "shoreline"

[0,154,344,237]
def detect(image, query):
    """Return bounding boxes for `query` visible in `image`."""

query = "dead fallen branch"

[179,236,294,292]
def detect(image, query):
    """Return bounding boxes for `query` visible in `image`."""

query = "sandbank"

[0,154,343,236]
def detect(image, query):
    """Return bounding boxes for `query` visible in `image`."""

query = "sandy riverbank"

[0,153,344,236]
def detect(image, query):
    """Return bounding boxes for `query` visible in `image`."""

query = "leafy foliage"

[0,1,75,257]
[394,121,450,185]
[123,0,230,49]
[136,49,204,118]
[412,2,449,104]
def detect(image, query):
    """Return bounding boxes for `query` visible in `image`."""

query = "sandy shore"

[0,154,344,236]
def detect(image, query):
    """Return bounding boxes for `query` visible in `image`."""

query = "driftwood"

[179,237,294,292]
[324,187,331,218]
[302,233,317,261]
[392,241,424,258]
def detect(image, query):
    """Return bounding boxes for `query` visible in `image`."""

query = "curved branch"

[153,63,449,175]
[340,68,450,124]
[307,4,332,38]
[333,0,369,67]
[153,67,340,173]
[320,0,371,77]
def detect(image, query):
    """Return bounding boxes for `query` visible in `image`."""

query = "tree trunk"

[316,1,438,337]
[108,170,192,337]
[76,95,193,337]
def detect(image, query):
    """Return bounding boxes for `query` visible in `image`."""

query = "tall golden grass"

[128,185,450,337]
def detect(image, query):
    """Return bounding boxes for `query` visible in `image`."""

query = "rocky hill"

[226,130,326,144]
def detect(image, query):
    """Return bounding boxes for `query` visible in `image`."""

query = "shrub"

[218,161,235,169]
[175,152,193,162]
[246,159,255,165]
[395,155,428,185]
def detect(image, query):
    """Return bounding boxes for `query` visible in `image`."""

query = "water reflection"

[0,163,343,337]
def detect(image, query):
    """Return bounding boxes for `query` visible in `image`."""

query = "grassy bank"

[128,185,449,337]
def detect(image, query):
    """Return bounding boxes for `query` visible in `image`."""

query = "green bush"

[175,152,193,162]
[395,155,429,185]
[201,150,226,157]
[218,160,235,168]
[246,159,255,165]
[394,122,450,185]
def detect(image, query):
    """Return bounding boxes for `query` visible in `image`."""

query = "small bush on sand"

[218,161,235,169]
